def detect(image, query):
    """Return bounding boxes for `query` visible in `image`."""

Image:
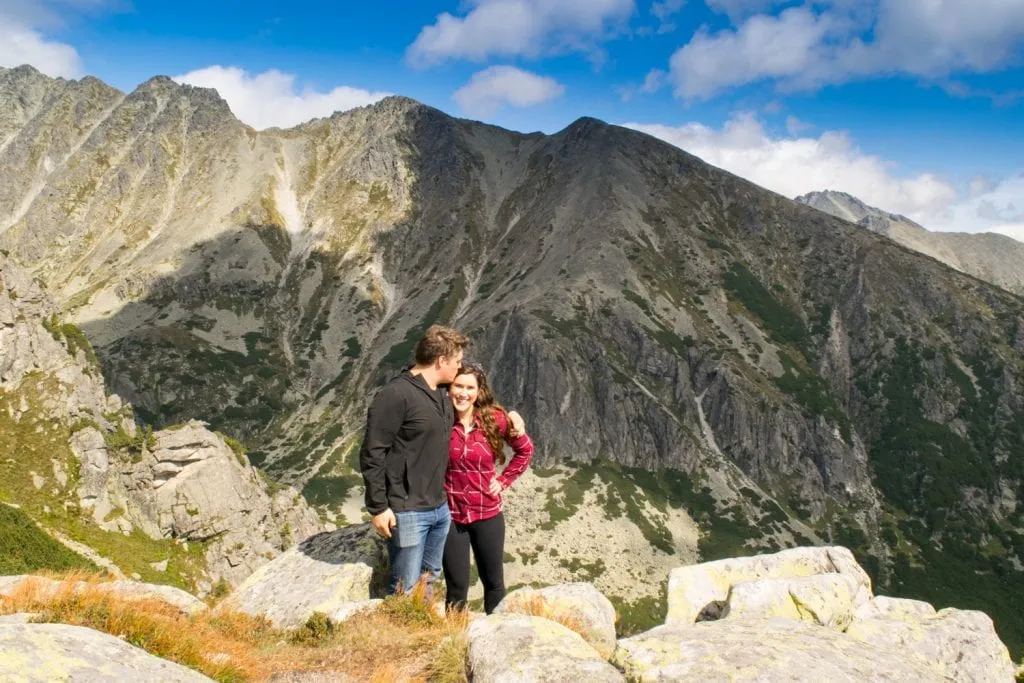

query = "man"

[359,324,468,595]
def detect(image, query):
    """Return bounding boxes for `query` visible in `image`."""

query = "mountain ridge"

[2,66,1023,653]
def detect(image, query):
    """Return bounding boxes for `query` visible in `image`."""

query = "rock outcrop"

[495,583,617,658]
[0,251,320,589]
[467,614,624,682]
[0,623,212,682]
[222,523,386,628]
[665,546,871,624]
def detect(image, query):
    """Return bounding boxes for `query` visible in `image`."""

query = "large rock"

[109,421,323,588]
[0,623,212,681]
[221,523,387,628]
[611,617,941,682]
[846,605,1016,682]
[666,546,872,624]
[494,582,617,657]
[724,573,862,630]
[467,614,623,682]
[0,575,206,615]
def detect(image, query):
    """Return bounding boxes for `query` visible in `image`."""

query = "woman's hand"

[488,478,503,496]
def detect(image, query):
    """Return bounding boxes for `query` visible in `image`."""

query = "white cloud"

[453,65,564,116]
[0,21,83,78]
[669,7,834,99]
[622,113,963,226]
[406,0,635,67]
[928,174,1024,236]
[668,0,1024,99]
[173,66,391,130]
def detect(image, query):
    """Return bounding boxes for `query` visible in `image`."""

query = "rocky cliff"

[796,189,1024,295]
[0,251,319,590]
[1,64,1023,653]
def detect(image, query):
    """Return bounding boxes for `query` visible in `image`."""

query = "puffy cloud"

[453,65,565,116]
[173,66,391,130]
[622,112,962,226]
[928,173,1024,236]
[0,22,83,78]
[669,7,835,99]
[668,0,1024,99]
[406,0,634,67]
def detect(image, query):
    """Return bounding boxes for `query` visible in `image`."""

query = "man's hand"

[507,410,526,437]
[488,478,503,496]
[373,508,397,538]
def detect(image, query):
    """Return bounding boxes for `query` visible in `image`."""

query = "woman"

[443,362,533,614]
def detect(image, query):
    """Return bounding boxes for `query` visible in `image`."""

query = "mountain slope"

[1,65,1023,651]
[796,190,1024,295]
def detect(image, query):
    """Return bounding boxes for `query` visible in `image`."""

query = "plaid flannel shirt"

[445,409,534,525]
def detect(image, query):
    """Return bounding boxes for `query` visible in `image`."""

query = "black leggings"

[443,512,506,614]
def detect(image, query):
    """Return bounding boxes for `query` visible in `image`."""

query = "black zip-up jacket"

[359,371,454,515]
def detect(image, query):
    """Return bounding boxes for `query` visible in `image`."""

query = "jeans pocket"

[394,511,421,549]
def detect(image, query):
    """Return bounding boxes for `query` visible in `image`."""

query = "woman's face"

[450,372,479,412]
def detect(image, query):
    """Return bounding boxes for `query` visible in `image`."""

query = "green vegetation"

[379,279,464,373]
[723,262,806,346]
[0,504,96,573]
[774,351,852,442]
[0,375,208,592]
[609,590,667,637]
[42,314,100,372]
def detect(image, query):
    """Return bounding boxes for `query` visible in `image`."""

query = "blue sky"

[2,0,1023,239]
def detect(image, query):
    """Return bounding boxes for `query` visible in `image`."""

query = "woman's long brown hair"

[456,363,508,465]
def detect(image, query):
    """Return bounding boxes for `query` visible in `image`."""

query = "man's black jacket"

[359,371,454,515]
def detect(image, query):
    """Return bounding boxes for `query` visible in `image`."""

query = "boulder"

[846,606,1016,682]
[852,595,936,621]
[724,573,862,630]
[0,575,206,615]
[112,421,322,587]
[221,523,387,629]
[611,617,941,682]
[0,623,212,681]
[494,582,617,657]
[665,546,871,624]
[467,614,624,682]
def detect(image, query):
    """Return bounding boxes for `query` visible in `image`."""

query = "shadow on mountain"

[77,102,477,451]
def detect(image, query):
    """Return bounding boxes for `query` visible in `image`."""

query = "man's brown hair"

[414,324,469,365]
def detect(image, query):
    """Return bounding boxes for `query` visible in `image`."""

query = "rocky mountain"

[795,190,1024,295]
[1,64,1023,654]
[0,250,319,591]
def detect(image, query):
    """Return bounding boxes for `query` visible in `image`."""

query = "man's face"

[438,349,463,384]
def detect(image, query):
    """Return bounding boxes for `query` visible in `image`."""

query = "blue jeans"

[387,503,451,595]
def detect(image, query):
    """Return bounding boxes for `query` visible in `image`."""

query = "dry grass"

[0,573,471,682]
[500,593,594,645]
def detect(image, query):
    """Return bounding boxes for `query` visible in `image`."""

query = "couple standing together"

[358,324,534,613]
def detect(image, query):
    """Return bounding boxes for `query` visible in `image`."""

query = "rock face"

[2,65,1024,650]
[0,250,320,589]
[625,547,1017,683]
[102,421,321,586]
[495,583,617,658]
[666,546,871,625]
[847,600,1015,682]
[0,623,212,682]
[222,523,387,628]
[467,614,624,683]
[796,190,1024,295]
[612,617,942,682]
